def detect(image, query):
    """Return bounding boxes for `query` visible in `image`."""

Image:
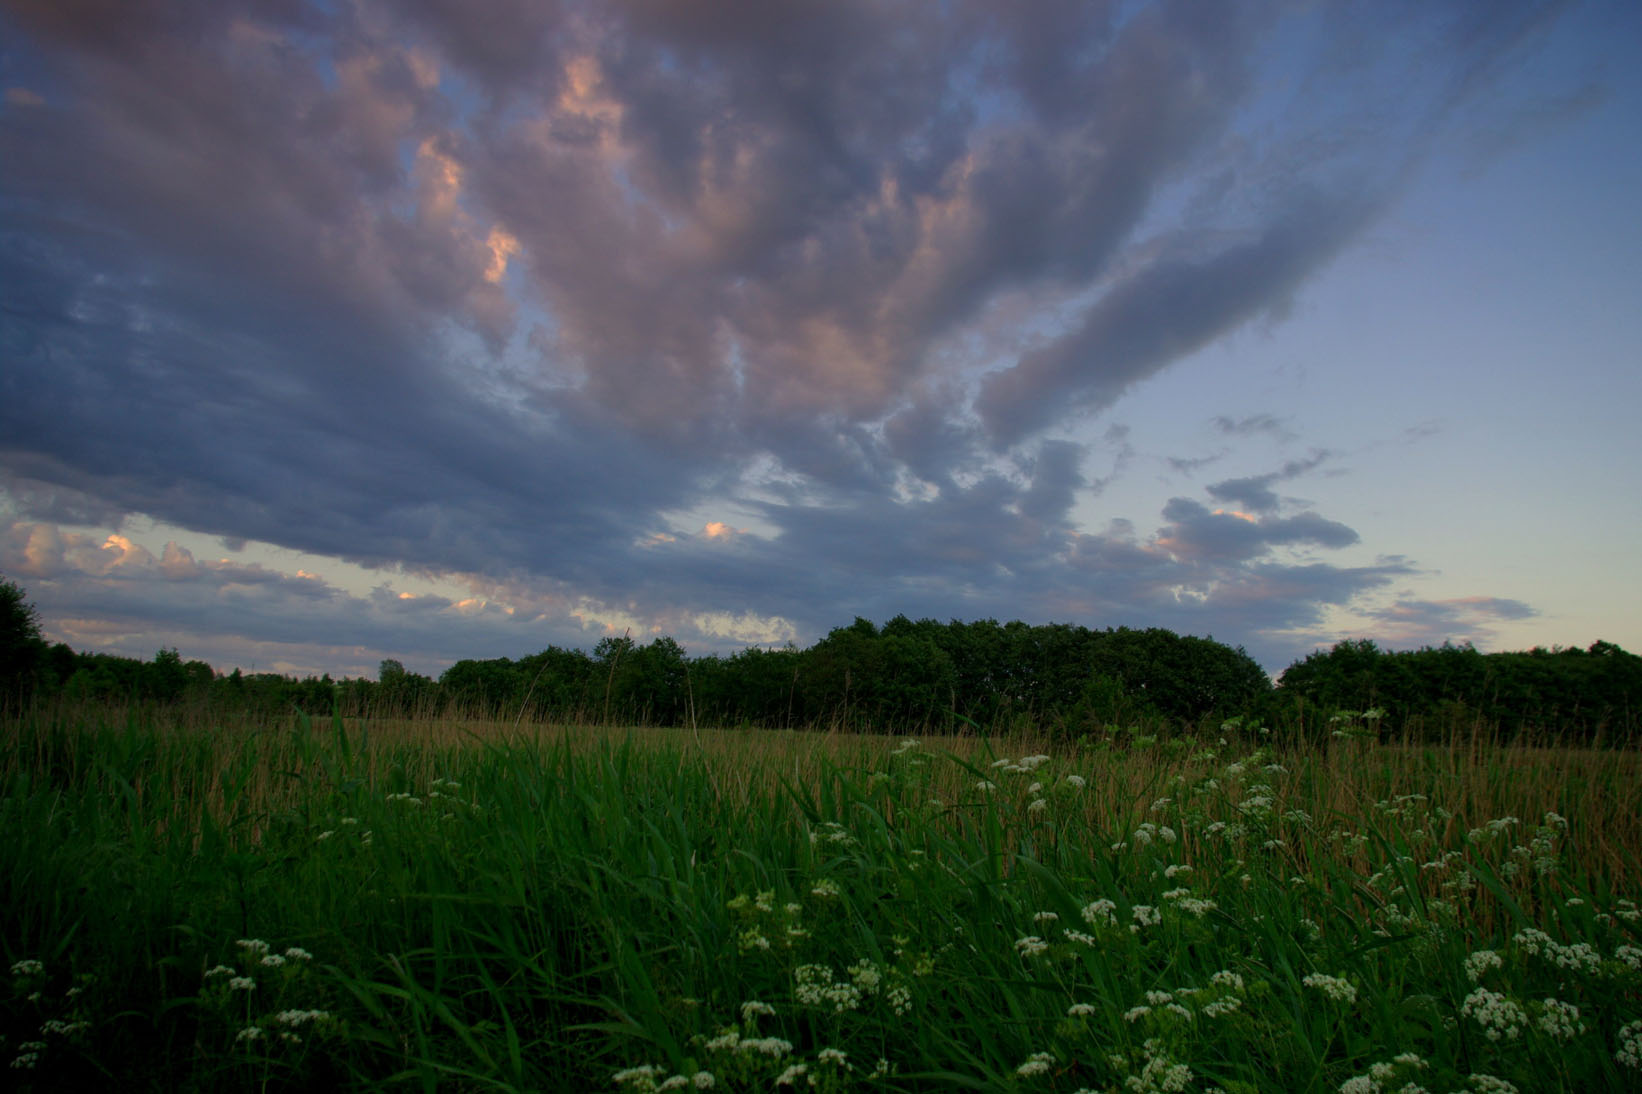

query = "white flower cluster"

[793,959,905,1016]
[794,963,859,1013]
[1460,988,1528,1042]
[1016,1051,1055,1077]
[739,1000,775,1023]
[1535,997,1583,1041]
[1512,928,1601,975]
[1463,949,1502,983]
[1015,936,1049,958]
[1082,899,1118,928]
[991,754,1052,774]
[1302,972,1357,1004]
[1339,1053,1429,1093]
[1616,1019,1642,1070]
[612,1064,717,1090]
[1123,1039,1192,1093]
[807,821,858,849]
[1130,905,1161,932]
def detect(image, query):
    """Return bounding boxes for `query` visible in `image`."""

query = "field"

[2,707,1640,1092]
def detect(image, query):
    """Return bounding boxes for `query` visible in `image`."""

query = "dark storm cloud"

[0,0,1589,671]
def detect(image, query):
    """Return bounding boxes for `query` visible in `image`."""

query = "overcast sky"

[3,0,1639,680]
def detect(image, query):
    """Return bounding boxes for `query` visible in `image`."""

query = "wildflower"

[740,1000,775,1022]
[1164,864,1192,879]
[1063,775,1086,789]
[1015,936,1049,958]
[1616,1019,1642,1069]
[1210,970,1244,991]
[236,939,271,957]
[817,1048,848,1067]
[810,879,841,899]
[272,1009,331,1027]
[847,960,882,992]
[1068,1003,1097,1017]
[692,1073,716,1089]
[1130,905,1161,931]
[1302,973,1357,1004]
[1017,1051,1054,1077]
[228,977,256,992]
[976,780,997,792]
[773,1062,807,1086]
[10,959,44,976]
[1082,899,1118,927]
[40,1019,90,1036]
[204,964,236,979]
[1461,988,1527,1041]
[1536,998,1583,1041]
[1033,910,1059,924]
[1463,950,1502,982]
[613,1064,664,1088]
[1464,1076,1519,1094]
[283,947,313,961]
[10,1053,41,1070]
[1126,1041,1192,1093]
[1028,798,1048,814]
[260,953,286,968]
[235,1026,264,1044]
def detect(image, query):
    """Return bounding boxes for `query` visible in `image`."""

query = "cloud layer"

[0,0,1599,672]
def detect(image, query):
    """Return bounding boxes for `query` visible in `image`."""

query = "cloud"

[1212,414,1294,441]
[1205,450,1331,513]
[0,0,1594,676]
[1364,596,1540,650]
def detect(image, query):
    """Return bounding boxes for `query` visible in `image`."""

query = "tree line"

[3,577,1638,741]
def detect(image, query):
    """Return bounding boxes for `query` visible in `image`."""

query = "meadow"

[2,707,1640,1092]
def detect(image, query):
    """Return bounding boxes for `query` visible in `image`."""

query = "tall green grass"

[2,707,1639,1091]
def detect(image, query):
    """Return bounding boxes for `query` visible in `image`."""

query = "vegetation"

[2,706,1640,1091]
[3,572,1637,743]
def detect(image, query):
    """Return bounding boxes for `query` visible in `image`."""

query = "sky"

[3,0,1640,681]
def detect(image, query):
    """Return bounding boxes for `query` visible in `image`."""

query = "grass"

[1,704,1640,1091]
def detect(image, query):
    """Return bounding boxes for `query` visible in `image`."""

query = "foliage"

[1276,639,1642,744]
[6,571,1637,741]
[0,574,49,706]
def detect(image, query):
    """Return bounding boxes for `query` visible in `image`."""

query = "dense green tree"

[0,575,47,704]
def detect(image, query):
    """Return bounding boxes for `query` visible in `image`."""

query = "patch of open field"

[3,707,1639,1091]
